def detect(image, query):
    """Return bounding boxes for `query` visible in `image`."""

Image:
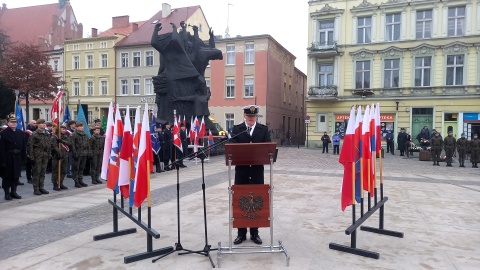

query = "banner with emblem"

[232,184,270,228]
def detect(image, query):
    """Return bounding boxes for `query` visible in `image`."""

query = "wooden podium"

[217,142,289,267]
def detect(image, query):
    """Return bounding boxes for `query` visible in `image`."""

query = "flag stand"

[93,192,173,264]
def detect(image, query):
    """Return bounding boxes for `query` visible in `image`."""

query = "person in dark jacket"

[397,128,408,156]
[416,126,431,143]
[321,132,330,153]
[51,124,72,190]
[153,125,165,173]
[385,130,395,155]
[28,119,54,195]
[179,123,188,167]
[89,127,104,184]
[24,120,38,184]
[71,122,90,188]
[230,105,271,245]
[443,131,456,167]
[163,122,172,170]
[0,115,26,200]
[469,134,479,168]
[456,133,468,167]
[431,132,443,166]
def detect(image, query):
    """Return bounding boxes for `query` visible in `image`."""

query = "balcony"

[308,85,338,99]
[344,85,480,99]
[308,41,339,57]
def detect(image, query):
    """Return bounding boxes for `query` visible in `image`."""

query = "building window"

[145,79,153,95]
[318,64,333,86]
[121,79,128,95]
[225,113,235,131]
[100,41,107,48]
[414,57,431,87]
[121,53,129,68]
[53,60,58,72]
[73,44,79,50]
[133,79,140,95]
[318,20,334,45]
[145,51,154,66]
[416,10,432,39]
[205,79,210,89]
[357,17,371,44]
[244,77,254,97]
[355,61,370,89]
[88,111,93,124]
[385,13,401,41]
[448,6,465,37]
[101,54,108,68]
[133,52,141,67]
[45,109,50,121]
[100,81,108,95]
[245,43,254,64]
[226,78,235,98]
[446,55,464,85]
[73,81,80,96]
[73,56,79,69]
[86,81,93,96]
[384,59,400,88]
[226,44,235,65]
[86,55,93,69]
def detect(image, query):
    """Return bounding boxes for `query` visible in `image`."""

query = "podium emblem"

[239,192,264,220]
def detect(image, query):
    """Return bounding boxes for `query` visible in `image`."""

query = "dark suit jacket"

[230,122,271,185]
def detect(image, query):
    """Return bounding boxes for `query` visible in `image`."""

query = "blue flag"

[77,104,91,138]
[150,112,160,154]
[15,102,25,131]
[63,105,71,123]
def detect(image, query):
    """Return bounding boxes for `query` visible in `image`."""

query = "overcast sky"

[9,0,309,73]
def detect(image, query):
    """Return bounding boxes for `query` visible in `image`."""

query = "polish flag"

[173,115,183,152]
[199,116,206,138]
[369,104,376,191]
[130,106,141,207]
[354,106,363,203]
[189,115,195,144]
[134,104,152,207]
[101,102,114,180]
[106,105,124,192]
[183,115,187,127]
[119,106,133,198]
[50,90,63,125]
[375,103,382,154]
[339,106,356,211]
[361,105,372,194]
[207,130,214,150]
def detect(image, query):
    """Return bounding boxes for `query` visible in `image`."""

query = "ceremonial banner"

[232,184,270,228]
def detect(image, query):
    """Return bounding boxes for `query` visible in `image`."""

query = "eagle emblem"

[249,106,256,114]
[239,192,264,220]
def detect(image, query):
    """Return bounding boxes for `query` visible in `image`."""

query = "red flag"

[199,116,206,138]
[50,90,63,124]
[119,106,133,198]
[340,107,356,211]
[101,102,114,180]
[362,105,372,194]
[107,106,124,192]
[375,103,381,155]
[134,104,151,207]
[173,115,183,152]
[189,116,196,143]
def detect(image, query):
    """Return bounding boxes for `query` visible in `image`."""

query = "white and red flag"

[129,106,141,206]
[101,102,114,180]
[119,106,133,198]
[199,116,206,138]
[106,105,123,192]
[134,104,152,207]
[50,90,63,125]
[173,115,183,152]
[339,106,356,211]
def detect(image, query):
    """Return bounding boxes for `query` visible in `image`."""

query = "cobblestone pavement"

[0,147,479,269]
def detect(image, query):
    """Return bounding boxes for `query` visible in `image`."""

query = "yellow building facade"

[64,35,125,123]
[306,0,480,147]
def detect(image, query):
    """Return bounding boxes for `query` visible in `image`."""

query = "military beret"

[75,122,83,127]
[164,121,170,125]
[156,124,162,129]
[243,105,259,115]
[461,133,465,136]
[36,119,46,124]
[94,119,101,123]
[67,120,76,126]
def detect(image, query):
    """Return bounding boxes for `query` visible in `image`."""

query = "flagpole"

[367,159,371,211]
[360,158,364,217]
[380,147,384,200]
[374,149,378,205]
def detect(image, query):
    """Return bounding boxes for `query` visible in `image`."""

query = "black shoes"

[39,188,49,194]
[4,192,12,200]
[79,180,88,187]
[60,184,68,189]
[250,234,263,245]
[233,235,246,245]
[67,175,73,178]
[96,180,103,184]
[75,182,82,188]
[53,184,61,191]
[10,192,22,199]
[34,190,42,195]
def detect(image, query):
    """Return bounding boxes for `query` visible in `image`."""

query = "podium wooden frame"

[217,142,289,267]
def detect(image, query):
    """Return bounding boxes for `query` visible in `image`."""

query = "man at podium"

[229,105,271,245]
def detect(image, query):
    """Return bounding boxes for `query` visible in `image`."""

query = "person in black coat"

[0,115,26,200]
[321,132,330,153]
[153,125,165,173]
[230,105,271,245]
[163,122,173,170]
[179,123,188,167]
[397,128,408,156]
[385,130,395,155]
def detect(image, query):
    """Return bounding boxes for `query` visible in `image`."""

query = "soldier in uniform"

[89,127,104,184]
[470,134,479,168]
[397,128,408,156]
[230,105,271,245]
[430,132,443,166]
[51,124,72,190]
[66,120,76,178]
[153,124,165,173]
[163,122,172,171]
[456,133,468,167]
[28,119,52,195]
[0,115,26,200]
[71,122,90,188]
[25,120,38,184]
[443,131,456,167]
[90,119,105,136]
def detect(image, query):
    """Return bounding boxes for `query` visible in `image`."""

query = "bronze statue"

[151,22,222,132]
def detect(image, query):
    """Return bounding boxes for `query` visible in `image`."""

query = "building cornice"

[350,48,376,60]
[411,43,439,56]
[380,46,406,58]
[379,0,408,8]
[351,0,378,12]
[311,4,345,17]
[64,35,120,44]
[442,41,471,54]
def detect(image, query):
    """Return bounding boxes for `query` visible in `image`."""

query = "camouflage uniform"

[28,128,54,194]
[430,135,443,165]
[456,136,468,167]
[470,137,480,168]
[71,129,90,187]
[443,134,456,166]
[51,132,71,190]
[89,133,105,184]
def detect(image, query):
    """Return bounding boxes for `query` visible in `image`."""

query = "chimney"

[132,23,138,31]
[112,15,130,28]
[91,28,98,37]
[162,3,171,18]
